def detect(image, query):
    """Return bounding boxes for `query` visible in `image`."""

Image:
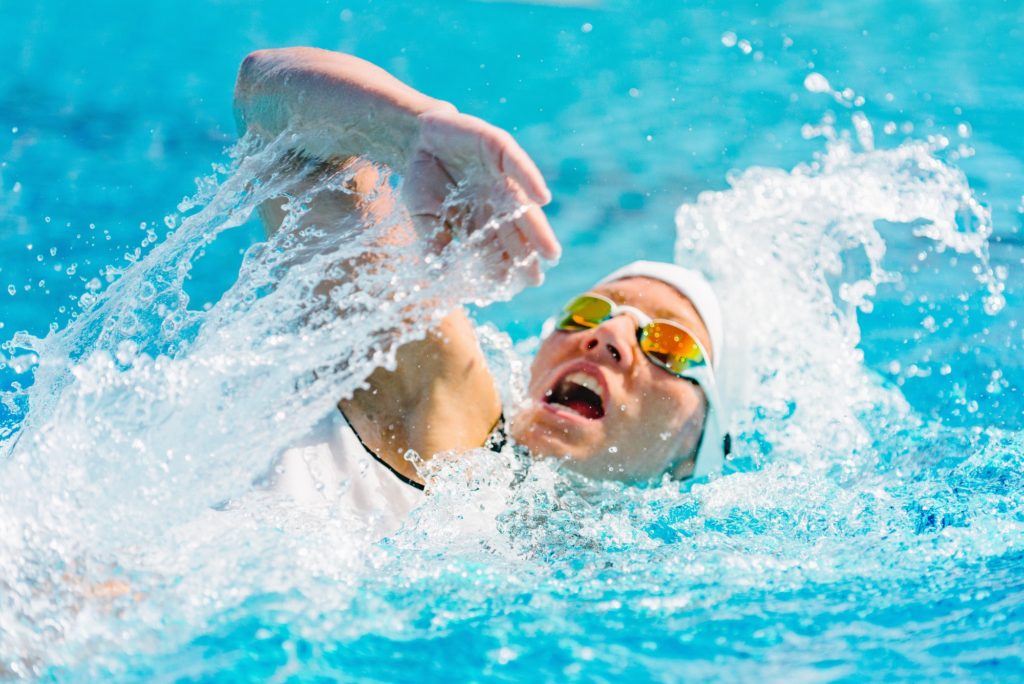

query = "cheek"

[528,336,570,390]
[634,381,698,435]
[526,354,550,395]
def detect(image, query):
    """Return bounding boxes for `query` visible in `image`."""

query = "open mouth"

[544,370,606,420]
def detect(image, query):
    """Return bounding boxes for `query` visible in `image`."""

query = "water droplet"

[983,294,1005,315]
[851,111,874,151]
[607,446,619,454]
[986,370,1004,394]
[6,284,15,296]
[720,31,737,48]
[803,72,831,94]
[139,281,158,303]
[581,22,593,33]
[494,647,518,664]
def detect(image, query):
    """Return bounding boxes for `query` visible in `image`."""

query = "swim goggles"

[542,292,730,478]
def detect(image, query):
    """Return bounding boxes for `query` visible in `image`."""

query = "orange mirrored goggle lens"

[639,322,707,375]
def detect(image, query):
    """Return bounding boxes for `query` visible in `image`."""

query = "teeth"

[564,371,602,397]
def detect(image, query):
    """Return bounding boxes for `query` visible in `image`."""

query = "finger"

[497,224,544,287]
[513,203,561,262]
[480,127,551,206]
[523,257,544,287]
[402,153,452,217]
[410,212,449,252]
[497,221,533,263]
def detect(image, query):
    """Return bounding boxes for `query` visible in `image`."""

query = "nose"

[579,315,636,369]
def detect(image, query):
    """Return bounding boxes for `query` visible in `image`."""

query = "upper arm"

[340,308,502,462]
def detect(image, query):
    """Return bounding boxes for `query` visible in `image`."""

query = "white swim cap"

[596,260,724,370]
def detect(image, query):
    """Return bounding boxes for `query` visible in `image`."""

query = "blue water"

[1,0,1022,681]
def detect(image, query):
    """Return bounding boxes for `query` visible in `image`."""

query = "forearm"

[233,47,454,168]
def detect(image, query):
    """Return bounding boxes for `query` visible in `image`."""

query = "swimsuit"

[270,407,507,536]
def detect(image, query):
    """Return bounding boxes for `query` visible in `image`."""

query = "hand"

[401,107,560,276]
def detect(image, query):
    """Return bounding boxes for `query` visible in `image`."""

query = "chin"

[568,453,674,483]
[508,403,591,461]
[509,403,670,483]
[511,424,580,461]
[558,454,629,481]
[508,414,621,480]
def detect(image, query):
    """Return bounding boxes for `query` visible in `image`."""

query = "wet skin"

[510,276,712,482]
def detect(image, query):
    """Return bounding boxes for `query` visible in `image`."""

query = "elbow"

[233,55,258,134]
[234,49,285,132]
[233,47,336,137]
[236,49,275,91]
[234,48,323,101]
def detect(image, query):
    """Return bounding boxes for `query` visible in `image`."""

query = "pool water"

[1,0,1022,681]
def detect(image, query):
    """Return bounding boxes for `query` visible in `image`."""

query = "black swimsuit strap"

[339,408,425,491]
[338,407,507,492]
[485,412,508,453]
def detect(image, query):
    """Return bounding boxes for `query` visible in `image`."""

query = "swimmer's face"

[510,277,711,482]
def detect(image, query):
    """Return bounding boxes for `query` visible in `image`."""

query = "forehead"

[591,276,714,358]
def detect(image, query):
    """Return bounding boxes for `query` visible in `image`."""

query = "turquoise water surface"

[1,1,1022,681]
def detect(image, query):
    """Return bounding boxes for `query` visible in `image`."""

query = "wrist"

[392,100,457,165]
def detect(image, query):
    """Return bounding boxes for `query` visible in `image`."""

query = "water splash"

[0,131,545,675]
[0,125,1020,681]
[677,136,1005,420]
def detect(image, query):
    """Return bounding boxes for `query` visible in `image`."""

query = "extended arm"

[233,48,555,482]
[234,47,557,259]
[235,47,450,170]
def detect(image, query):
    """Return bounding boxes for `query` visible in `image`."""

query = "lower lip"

[540,401,602,423]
